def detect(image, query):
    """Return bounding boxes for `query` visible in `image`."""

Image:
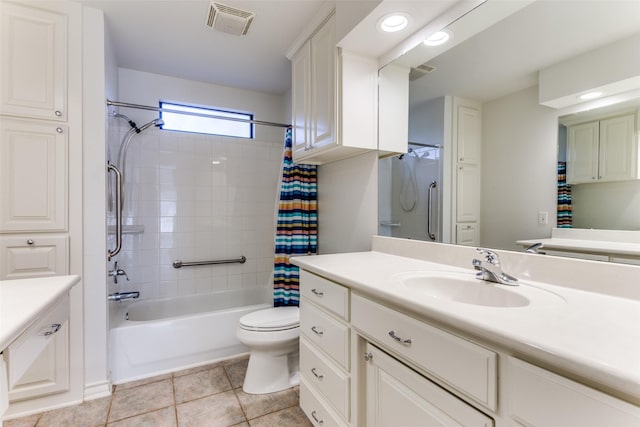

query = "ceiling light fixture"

[578,91,603,100]
[378,13,410,33]
[423,30,452,46]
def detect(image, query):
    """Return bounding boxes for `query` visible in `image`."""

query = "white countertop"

[517,228,640,257]
[0,275,80,351]
[292,251,640,404]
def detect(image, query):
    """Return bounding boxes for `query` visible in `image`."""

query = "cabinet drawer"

[0,235,69,280]
[6,295,69,389]
[300,270,349,319]
[300,377,348,427]
[300,337,350,420]
[352,293,497,410]
[300,298,349,370]
[505,357,640,426]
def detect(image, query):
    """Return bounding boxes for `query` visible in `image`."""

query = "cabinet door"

[364,343,493,427]
[291,40,311,158]
[0,235,69,279]
[456,164,480,223]
[567,121,599,184]
[0,118,68,232]
[598,114,636,182]
[0,2,67,121]
[310,14,336,151]
[456,105,481,164]
[456,223,478,246]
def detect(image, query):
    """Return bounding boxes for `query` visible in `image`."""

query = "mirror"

[378,0,640,251]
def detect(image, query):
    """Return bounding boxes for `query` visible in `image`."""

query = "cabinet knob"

[27,239,34,245]
[459,157,464,162]
[54,110,62,117]
[364,352,373,362]
[56,127,63,134]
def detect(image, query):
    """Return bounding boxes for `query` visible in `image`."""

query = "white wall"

[481,85,558,250]
[318,151,378,254]
[572,180,640,230]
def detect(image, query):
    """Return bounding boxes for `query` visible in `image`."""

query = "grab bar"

[172,256,247,269]
[107,163,123,260]
[427,180,437,241]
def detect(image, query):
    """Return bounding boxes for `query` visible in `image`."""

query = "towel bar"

[172,256,246,269]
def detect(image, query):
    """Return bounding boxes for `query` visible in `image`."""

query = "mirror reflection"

[378,0,640,251]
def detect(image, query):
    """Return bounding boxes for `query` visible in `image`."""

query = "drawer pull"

[43,323,62,337]
[311,326,324,336]
[311,288,324,297]
[389,330,412,345]
[311,367,324,380]
[311,410,324,425]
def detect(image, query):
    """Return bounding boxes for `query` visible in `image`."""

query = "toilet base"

[242,348,299,395]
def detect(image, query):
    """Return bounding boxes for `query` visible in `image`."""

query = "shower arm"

[107,163,123,260]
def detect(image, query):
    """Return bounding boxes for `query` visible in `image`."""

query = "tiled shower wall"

[107,121,283,300]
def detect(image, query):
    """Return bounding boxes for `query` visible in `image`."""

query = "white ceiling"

[82,0,327,95]
[407,0,640,107]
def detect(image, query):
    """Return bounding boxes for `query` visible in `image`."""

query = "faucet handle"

[476,248,499,265]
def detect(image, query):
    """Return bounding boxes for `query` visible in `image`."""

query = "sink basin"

[394,271,563,308]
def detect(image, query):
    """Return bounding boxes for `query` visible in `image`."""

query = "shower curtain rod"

[408,141,442,149]
[106,99,291,129]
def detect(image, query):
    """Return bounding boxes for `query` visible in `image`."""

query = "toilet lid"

[239,307,299,331]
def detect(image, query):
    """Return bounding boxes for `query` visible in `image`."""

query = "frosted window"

[159,102,253,138]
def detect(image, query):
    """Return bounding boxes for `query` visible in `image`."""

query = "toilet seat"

[239,306,299,332]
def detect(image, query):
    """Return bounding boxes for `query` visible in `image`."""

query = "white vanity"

[292,236,640,426]
[0,275,80,417]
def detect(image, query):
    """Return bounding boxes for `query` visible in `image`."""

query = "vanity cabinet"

[290,12,378,165]
[567,113,637,184]
[299,271,351,426]
[0,2,67,121]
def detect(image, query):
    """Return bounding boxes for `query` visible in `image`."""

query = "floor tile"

[114,373,172,391]
[2,414,40,427]
[36,396,111,427]
[223,358,249,389]
[109,379,174,422]
[173,366,232,404]
[176,390,246,427]
[247,406,312,427]
[236,387,299,420]
[107,406,176,427]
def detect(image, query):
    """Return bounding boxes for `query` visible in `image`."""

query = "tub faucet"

[108,261,129,284]
[472,248,519,286]
[108,291,140,302]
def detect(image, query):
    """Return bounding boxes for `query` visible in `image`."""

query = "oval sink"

[394,271,564,308]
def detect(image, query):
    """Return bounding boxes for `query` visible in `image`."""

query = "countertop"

[291,251,640,404]
[0,275,80,351]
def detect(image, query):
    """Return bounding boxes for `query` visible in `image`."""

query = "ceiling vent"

[205,2,255,36]
[409,64,436,81]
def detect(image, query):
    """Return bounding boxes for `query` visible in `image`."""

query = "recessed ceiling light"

[423,30,452,46]
[578,91,603,100]
[378,13,410,33]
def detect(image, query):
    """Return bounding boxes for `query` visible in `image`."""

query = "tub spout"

[108,292,140,302]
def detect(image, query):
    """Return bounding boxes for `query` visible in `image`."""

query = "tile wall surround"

[107,121,283,301]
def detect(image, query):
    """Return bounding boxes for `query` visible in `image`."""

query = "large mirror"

[378,0,640,251]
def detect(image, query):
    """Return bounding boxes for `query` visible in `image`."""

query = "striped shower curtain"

[557,162,572,227]
[273,128,318,306]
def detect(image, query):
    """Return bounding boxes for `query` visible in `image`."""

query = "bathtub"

[109,287,271,384]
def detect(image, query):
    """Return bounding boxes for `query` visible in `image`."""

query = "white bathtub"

[109,287,271,384]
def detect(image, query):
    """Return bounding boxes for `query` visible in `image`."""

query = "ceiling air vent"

[205,2,255,36]
[409,64,436,81]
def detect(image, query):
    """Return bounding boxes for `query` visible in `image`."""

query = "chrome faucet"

[107,291,140,302]
[472,248,519,286]
[108,261,129,284]
[524,242,545,254]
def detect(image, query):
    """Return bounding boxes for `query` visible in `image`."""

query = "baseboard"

[83,381,112,401]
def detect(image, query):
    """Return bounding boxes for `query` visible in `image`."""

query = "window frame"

[158,101,255,139]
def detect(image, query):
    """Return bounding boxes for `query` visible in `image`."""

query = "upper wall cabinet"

[0,2,67,121]
[567,113,638,184]
[291,12,378,165]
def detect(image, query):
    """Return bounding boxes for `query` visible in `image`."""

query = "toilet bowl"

[236,306,300,394]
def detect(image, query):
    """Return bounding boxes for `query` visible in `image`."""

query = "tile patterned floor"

[3,356,312,427]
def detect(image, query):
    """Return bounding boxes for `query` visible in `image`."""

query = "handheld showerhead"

[136,118,164,133]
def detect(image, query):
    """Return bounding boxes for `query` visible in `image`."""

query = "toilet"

[236,306,300,394]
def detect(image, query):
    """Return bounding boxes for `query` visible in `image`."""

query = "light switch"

[538,211,548,225]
